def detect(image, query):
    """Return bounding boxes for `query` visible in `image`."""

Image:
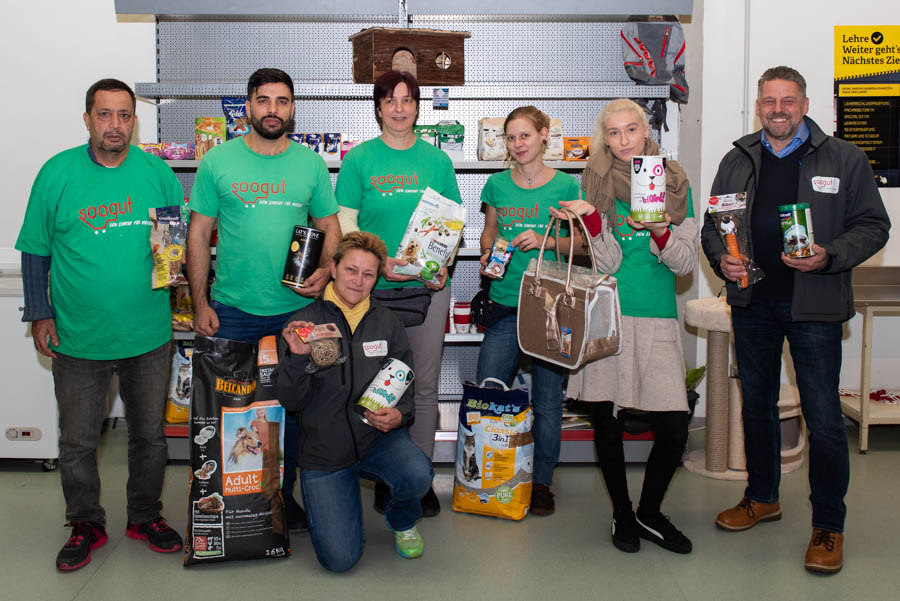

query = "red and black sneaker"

[125,517,183,553]
[56,521,108,572]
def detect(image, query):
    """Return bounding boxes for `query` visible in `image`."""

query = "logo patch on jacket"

[362,340,388,357]
[811,176,840,194]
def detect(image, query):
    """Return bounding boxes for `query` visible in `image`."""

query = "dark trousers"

[53,341,171,527]
[591,401,690,515]
[731,298,848,532]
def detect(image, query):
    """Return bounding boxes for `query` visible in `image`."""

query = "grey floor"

[2,424,899,601]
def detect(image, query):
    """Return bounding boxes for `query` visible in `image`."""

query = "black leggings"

[590,401,690,516]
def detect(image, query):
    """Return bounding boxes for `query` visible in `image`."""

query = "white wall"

[696,0,900,405]
[0,0,157,266]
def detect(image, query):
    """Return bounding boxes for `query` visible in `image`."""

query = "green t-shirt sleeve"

[16,160,60,256]
[188,153,219,218]
[480,175,496,208]
[308,157,338,219]
[335,147,362,210]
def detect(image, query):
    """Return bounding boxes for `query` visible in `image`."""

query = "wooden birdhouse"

[349,27,471,86]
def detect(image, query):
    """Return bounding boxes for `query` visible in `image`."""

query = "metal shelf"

[136,82,669,100]
[162,158,585,171]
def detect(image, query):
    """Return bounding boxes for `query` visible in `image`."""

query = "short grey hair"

[757,66,807,98]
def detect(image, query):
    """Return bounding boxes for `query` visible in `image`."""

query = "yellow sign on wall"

[835,26,900,80]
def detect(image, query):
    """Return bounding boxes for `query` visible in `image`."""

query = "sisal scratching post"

[705,330,729,472]
[727,376,746,470]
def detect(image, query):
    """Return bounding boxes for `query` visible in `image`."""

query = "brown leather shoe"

[805,529,843,574]
[715,497,782,531]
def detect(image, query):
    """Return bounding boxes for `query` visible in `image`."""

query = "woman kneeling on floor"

[275,231,433,572]
[555,98,698,554]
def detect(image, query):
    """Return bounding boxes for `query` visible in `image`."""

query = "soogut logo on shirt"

[79,197,133,231]
[369,172,419,195]
[231,179,286,206]
[496,203,539,227]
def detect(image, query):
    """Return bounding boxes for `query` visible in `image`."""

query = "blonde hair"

[332,231,388,272]
[590,98,649,152]
[504,105,550,164]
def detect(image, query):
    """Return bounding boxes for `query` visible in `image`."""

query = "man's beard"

[251,114,293,140]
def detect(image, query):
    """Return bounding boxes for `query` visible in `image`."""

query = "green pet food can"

[778,203,815,258]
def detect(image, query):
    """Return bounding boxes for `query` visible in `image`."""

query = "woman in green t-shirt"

[476,106,581,516]
[335,70,462,518]
[555,98,698,554]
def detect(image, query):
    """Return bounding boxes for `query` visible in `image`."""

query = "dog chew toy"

[707,192,765,291]
[718,215,747,289]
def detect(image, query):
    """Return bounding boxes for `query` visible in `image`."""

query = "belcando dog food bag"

[185,335,289,565]
[452,379,533,520]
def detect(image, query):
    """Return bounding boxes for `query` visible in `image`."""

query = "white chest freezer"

[0,272,58,469]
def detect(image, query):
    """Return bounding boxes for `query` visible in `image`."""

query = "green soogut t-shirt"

[335,137,461,289]
[189,137,338,315]
[481,169,581,307]
[611,188,694,318]
[15,145,182,359]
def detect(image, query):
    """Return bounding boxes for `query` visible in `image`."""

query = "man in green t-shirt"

[187,68,341,533]
[15,79,184,572]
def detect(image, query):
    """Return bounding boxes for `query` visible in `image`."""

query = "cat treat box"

[630,155,666,222]
[355,358,414,427]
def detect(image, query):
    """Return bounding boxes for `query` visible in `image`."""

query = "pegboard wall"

[150,13,671,398]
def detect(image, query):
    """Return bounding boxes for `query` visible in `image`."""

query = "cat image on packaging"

[630,155,667,222]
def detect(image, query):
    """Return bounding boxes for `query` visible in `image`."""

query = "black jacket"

[701,117,890,321]
[274,298,414,471]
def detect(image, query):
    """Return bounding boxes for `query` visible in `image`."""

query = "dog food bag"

[452,380,533,520]
[221,97,250,140]
[185,335,289,566]
[150,206,188,289]
[477,118,507,161]
[436,120,465,161]
[166,340,193,423]
[392,187,466,285]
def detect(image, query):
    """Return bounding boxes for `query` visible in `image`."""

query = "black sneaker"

[125,517,183,553]
[530,484,556,516]
[284,494,309,532]
[611,510,640,553]
[635,511,692,554]
[56,522,108,572]
[373,481,389,514]
[421,486,441,518]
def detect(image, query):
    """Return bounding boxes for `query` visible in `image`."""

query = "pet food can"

[281,225,325,288]
[778,203,815,257]
[356,358,414,427]
[630,155,667,222]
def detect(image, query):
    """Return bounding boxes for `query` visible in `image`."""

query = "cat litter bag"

[452,378,533,520]
[185,335,289,565]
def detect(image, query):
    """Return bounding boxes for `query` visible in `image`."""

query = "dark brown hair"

[373,70,420,129]
[85,79,135,114]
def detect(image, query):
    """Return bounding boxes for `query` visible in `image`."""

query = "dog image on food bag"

[227,426,263,467]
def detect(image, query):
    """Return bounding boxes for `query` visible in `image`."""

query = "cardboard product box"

[563,136,591,161]
[545,118,564,161]
[195,117,226,160]
[477,118,506,161]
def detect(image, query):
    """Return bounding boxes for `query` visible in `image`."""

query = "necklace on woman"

[517,165,543,188]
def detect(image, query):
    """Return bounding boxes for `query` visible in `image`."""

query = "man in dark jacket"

[701,66,890,574]
[275,231,432,572]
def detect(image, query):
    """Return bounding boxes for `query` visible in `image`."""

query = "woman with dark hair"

[335,70,461,516]
[476,106,581,516]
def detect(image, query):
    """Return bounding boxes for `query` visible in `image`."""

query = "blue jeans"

[475,313,566,486]
[53,341,171,527]
[731,298,848,532]
[212,300,302,494]
[299,428,433,572]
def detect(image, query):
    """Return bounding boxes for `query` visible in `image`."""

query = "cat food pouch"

[150,206,188,289]
[165,340,193,424]
[185,335,290,565]
[392,187,465,285]
[452,379,533,520]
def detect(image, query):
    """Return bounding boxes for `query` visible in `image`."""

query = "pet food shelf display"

[142,10,681,464]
